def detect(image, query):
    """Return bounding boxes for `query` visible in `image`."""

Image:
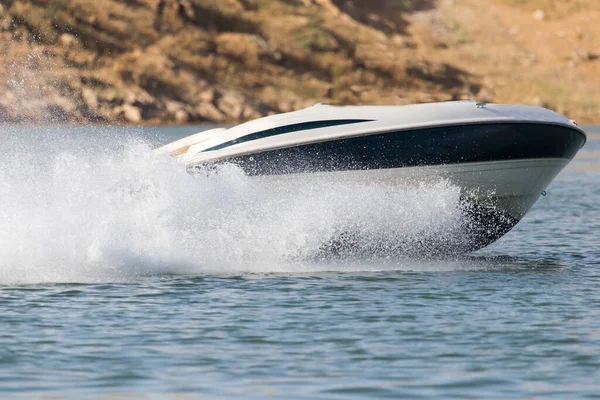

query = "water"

[0,124,598,398]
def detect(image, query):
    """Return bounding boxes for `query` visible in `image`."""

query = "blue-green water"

[0,125,598,398]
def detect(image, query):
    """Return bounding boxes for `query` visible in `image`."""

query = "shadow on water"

[157,253,572,279]
[461,254,569,272]
[0,254,570,289]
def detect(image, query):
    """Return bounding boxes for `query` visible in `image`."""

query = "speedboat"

[156,101,586,253]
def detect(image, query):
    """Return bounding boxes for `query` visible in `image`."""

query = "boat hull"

[243,158,569,253]
[182,112,586,254]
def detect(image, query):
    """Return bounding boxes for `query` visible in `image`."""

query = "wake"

[0,127,470,284]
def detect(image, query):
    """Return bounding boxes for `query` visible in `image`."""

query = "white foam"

[0,128,470,284]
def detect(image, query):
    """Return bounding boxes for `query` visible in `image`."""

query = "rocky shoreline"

[0,0,485,124]
[0,34,278,125]
[1,0,599,124]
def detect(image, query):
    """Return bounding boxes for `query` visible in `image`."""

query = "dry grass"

[403,0,600,121]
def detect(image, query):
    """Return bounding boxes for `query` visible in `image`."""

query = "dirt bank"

[0,0,598,124]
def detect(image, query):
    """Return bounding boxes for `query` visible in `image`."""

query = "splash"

[0,127,473,284]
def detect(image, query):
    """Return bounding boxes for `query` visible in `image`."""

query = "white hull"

[252,158,569,221]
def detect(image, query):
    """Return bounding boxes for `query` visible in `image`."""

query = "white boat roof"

[184,101,583,163]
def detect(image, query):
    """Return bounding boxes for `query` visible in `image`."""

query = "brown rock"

[241,106,262,121]
[82,88,98,111]
[124,92,137,105]
[174,109,189,123]
[50,94,77,114]
[355,42,401,75]
[120,104,142,123]
[217,93,244,120]
[98,89,118,104]
[313,0,341,16]
[196,102,226,122]
[338,89,357,103]
[165,100,186,114]
[43,93,77,122]
[215,33,263,64]
[277,100,294,113]
[392,34,417,49]
[198,88,215,104]
[1,17,10,31]
[59,33,78,49]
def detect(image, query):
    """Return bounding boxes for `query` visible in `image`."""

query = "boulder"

[392,34,417,49]
[215,33,264,64]
[216,93,244,120]
[98,88,118,104]
[355,42,401,76]
[198,88,215,104]
[165,100,186,114]
[277,100,294,113]
[313,0,341,16]
[196,102,226,122]
[119,104,142,123]
[49,93,77,114]
[164,100,190,123]
[59,33,78,49]
[241,106,262,121]
[82,88,98,111]
[174,109,189,123]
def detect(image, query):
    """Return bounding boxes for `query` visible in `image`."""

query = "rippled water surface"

[0,125,598,399]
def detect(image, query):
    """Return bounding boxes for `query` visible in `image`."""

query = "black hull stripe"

[202,119,372,152]
[206,123,586,176]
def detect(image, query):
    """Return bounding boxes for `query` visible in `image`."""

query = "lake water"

[0,125,598,398]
